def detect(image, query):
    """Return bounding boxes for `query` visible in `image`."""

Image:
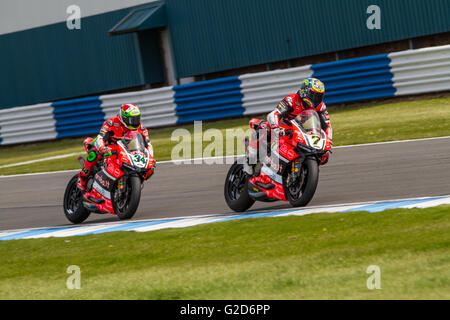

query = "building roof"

[108,1,166,35]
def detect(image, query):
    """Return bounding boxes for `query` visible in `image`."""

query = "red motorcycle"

[224,109,331,212]
[63,131,155,223]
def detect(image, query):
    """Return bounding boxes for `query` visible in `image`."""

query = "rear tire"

[113,175,141,220]
[63,174,91,224]
[283,158,319,207]
[224,162,255,212]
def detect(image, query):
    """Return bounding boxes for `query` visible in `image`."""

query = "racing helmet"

[298,78,325,109]
[119,104,141,130]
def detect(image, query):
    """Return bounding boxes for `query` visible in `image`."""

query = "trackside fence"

[1,45,449,145]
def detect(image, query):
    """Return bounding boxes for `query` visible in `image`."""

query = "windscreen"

[123,132,146,152]
[292,109,322,133]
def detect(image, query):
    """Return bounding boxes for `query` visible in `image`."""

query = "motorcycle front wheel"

[112,175,141,220]
[63,174,91,224]
[283,158,319,207]
[224,161,255,212]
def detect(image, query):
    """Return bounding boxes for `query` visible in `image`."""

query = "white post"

[160,28,177,86]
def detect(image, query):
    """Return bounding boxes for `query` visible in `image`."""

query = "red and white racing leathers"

[267,93,333,164]
[77,115,150,189]
[94,115,150,153]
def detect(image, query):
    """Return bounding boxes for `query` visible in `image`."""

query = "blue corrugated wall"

[311,54,395,104]
[52,96,104,139]
[174,76,244,124]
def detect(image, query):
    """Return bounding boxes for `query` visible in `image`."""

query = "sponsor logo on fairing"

[93,181,111,199]
[95,173,110,189]
[261,164,282,184]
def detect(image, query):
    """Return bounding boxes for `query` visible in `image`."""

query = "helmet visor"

[124,114,141,129]
[309,90,324,107]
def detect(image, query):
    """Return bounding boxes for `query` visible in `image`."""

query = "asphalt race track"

[1,137,450,231]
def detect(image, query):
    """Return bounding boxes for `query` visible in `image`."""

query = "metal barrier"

[100,86,176,128]
[311,54,395,105]
[173,76,243,123]
[52,96,104,139]
[0,103,55,145]
[390,45,450,96]
[1,45,449,145]
[240,65,313,115]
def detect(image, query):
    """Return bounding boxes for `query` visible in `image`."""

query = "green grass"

[1,96,450,175]
[0,205,449,299]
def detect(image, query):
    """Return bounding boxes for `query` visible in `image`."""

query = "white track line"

[2,194,448,236]
[333,135,450,149]
[1,195,449,240]
[0,152,83,169]
[0,169,80,178]
[0,213,233,235]
[1,135,449,178]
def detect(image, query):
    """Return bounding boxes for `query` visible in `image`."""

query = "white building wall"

[0,0,157,35]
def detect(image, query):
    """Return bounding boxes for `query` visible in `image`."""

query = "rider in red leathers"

[248,78,333,167]
[77,103,151,191]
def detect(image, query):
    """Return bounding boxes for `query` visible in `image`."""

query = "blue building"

[0,0,449,109]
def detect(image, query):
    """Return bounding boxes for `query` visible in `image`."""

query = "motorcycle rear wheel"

[283,158,319,207]
[112,175,141,220]
[63,174,91,224]
[224,161,255,212]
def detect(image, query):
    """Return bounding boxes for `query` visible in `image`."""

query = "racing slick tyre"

[112,175,141,220]
[63,174,91,224]
[283,157,319,207]
[224,161,255,212]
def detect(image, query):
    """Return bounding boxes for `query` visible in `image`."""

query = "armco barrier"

[0,102,56,145]
[52,96,104,139]
[240,65,313,115]
[390,45,450,96]
[100,87,176,128]
[311,54,395,104]
[239,54,397,115]
[1,45,449,146]
[173,76,243,123]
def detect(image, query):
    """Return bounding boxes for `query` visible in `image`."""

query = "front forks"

[286,158,303,188]
[117,176,125,190]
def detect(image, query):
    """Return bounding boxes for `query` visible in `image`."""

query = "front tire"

[112,175,141,220]
[63,174,91,224]
[283,158,319,207]
[224,162,255,212]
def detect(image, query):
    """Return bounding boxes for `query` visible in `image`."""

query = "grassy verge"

[1,96,450,175]
[0,206,449,299]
